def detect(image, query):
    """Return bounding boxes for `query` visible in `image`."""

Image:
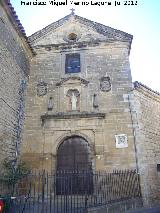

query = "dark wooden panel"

[56,136,93,194]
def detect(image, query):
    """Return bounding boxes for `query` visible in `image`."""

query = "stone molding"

[34,41,102,50]
[41,111,105,122]
[55,131,94,152]
[28,14,133,47]
[56,77,89,86]
[134,81,160,102]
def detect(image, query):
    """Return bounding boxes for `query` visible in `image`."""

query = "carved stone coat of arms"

[100,76,111,92]
[37,81,47,96]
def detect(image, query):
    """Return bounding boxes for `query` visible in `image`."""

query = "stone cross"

[70,8,75,15]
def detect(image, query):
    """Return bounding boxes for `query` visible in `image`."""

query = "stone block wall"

[132,83,160,206]
[0,2,31,164]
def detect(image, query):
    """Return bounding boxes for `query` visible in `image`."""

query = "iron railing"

[0,170,142,213]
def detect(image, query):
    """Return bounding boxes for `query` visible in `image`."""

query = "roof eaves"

[1,0,34,55]
[28,13,71,43]
[28,13,133,53]
[75,15,133,40]
[134,81,160,96]
[74,15,133,55]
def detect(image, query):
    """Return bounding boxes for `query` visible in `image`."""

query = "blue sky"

[11,0,160,92]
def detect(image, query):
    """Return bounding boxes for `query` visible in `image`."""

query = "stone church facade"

[22,12,135,173]
[0,1,160,207]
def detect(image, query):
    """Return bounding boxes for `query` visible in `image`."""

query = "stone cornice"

[33,41,102,49]
[134,81,160,102]
[28,13,133,54]
[41,112,105,122]
[33,40,130,52]
[75,15,133,42]
[29,14,133,42]
[56,77,89,86]
[28,14,71,43]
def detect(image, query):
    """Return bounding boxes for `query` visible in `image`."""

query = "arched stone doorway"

[57,135,92,171]
[56,136,93,194]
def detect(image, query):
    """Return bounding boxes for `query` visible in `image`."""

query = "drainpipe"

[127,93,139,174]
[13,79,27,170]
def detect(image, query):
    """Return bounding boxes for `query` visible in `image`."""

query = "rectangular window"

[65,53,80,73]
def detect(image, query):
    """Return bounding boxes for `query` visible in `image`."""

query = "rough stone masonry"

[0,0,31,164]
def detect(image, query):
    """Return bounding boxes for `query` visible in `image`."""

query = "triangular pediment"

[28,13,132,47]
[56,77,89,87]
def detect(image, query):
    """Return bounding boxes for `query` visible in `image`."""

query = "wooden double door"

[56,136,93,194]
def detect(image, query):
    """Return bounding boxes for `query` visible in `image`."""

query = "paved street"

[127,206,160,213]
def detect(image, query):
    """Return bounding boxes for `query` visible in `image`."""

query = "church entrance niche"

[56,136,93,195]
